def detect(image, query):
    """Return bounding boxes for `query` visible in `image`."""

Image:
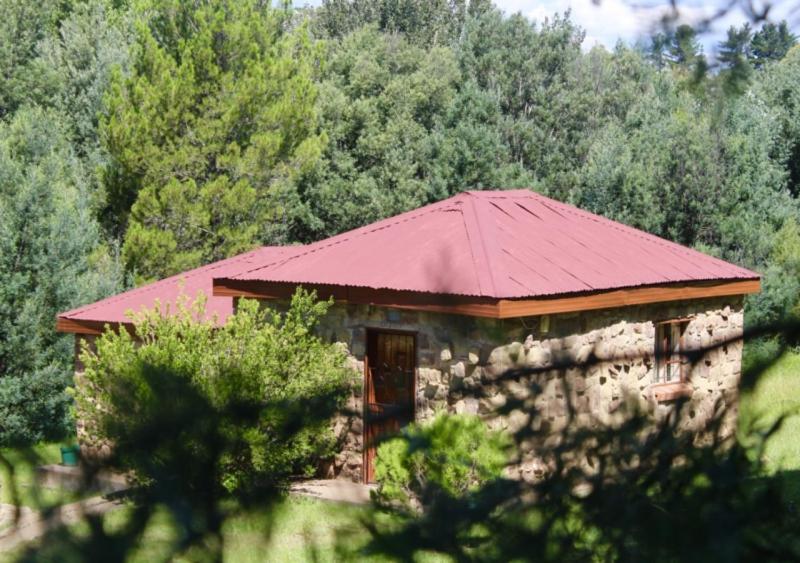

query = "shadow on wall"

[4,318,800,561]
[353,319,800,561]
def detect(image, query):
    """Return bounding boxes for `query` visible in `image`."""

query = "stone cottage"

[58,190,759,483]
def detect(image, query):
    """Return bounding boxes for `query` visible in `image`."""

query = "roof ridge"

[461,195,502,296]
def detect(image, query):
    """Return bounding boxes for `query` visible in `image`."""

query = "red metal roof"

[221,190,758,299]
[58,246,297,327]
[58,190,759,331]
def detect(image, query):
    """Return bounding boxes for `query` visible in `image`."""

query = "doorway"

[364,330,416,483]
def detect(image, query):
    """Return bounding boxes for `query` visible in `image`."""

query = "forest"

[0,0,798,447]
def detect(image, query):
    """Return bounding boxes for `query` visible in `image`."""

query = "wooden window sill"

[649,381,693,402]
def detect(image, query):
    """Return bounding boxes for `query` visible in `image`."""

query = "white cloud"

[495,0,797,53]
[295,0,799,54]
[498,0,717,50]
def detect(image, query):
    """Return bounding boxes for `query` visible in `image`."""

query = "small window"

[655,320,689,384]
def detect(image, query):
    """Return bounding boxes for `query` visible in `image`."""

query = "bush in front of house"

[373,413,511,511]
[75,289,358,496]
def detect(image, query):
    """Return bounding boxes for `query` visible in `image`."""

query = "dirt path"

[0,495,125,552]
[289,479,375,505]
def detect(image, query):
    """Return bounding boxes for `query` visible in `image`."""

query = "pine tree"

[750,21,798,68]
[102,0,325,283]
[718,24,753,95]
[0,107,122,445]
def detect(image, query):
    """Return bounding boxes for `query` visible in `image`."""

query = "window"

[654,320,689,384]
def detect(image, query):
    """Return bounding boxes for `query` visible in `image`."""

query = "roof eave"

[56,316,132,335]
[212,277,760,319]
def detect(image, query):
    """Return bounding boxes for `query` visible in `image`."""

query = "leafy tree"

[648,24,708,86]
[719,23,753,68]
[750,20,797,68]
[718,24,753,94]
[76,291,357,494]
[293,27,462,239]
[573,47,792,327]
[0,0,65,117]
[26,0,134,212]
[102,0,325,282]
[425,78,529,202]
[647,32,671,69]
[574,86,723,245]
[0,106,122,446]
[456,10,587,199]
[668,24,703,66]
[750,217,800,325]
[755,45,800,198]
[315,0,492,46]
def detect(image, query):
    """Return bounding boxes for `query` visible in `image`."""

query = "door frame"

[362,327,418,483]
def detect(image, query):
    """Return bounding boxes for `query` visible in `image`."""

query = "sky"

[296,0,800,55]
[499,0,798,53]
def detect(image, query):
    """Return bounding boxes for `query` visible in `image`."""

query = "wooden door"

[364,331,416,483]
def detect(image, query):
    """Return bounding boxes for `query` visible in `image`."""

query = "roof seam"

[461,195,499,296]
[534,196,751,271]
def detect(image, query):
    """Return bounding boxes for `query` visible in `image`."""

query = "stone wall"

[308,296,745,482]
[71,334,114,461]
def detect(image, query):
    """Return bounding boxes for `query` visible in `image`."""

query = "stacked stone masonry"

[307,296,744,482]
[71,296,745,482]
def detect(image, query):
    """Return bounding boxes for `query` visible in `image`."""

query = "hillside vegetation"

[0,0,798,444]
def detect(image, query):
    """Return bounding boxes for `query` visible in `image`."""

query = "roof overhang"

[212,278,761,320]
[56,317,133,335]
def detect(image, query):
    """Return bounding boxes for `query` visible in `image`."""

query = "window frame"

[651,318,693,402]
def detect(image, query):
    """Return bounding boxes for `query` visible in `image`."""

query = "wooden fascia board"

[214,278,760,319]
[55,317,128,335]
[496,279,760,318]
[214,279,501,318]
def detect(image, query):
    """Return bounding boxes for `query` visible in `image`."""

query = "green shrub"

[373,413,511,511]
[75,289,358,495]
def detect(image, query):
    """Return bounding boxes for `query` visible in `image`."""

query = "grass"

[0,442,83,510]
[8,495,446,563]
[6,351,800,560]
[739,349,800,500]
[108,496,382,562]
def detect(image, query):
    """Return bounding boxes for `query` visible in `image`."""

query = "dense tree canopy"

[0,106,121,444]
[0,0,799,445]
[103,0,325,282]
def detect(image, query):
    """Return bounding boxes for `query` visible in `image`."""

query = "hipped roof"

[219,190,758,298]
[58,189,759,333]
[57,246,296,333]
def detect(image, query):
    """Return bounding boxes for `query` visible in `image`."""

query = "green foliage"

[649,25,708,87]
[102,0,325,281]
[0,106,122,445]
[0,0,64,118]
[755,46,800,198]
[457,10,586,199]
[294,27,462,239]
[76,290,357,494]
[0,0,799,461]
[29,0,134,205]
[373,413,510,510]
[718,24,753,95]
[316,0,492,46]
[750,21,797,68]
